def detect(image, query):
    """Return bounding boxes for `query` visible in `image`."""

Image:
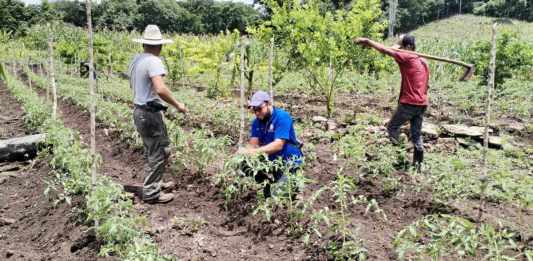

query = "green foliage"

[94,0,139,31]
[394,214,526,260]
[473,0,533,21]
[136,0,201,34]
[424,148,532,207]
[169,126,230,176]
[467,32,533,86]
[254,0,385,117]
[179,0,261,34]
[6,69,169,260]
[0,0,36,33]
[215,154,270,206]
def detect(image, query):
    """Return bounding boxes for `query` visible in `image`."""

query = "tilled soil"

[22,75,307,260]
[14,70,531,260]
[27,86,436,260]
[0,82,107,261]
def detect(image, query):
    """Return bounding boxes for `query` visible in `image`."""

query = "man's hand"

[166,108,178,120]
[237,147,257,155]
[353,37,370,46]
[176,102,188,114]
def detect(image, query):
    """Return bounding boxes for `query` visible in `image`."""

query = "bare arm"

[256,139,285,155]
[151,75,187,113]
[354,37,397,57]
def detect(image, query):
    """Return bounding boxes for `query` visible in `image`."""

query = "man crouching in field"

[128,25,188,204]
[237,91,304,197]
[354,35,430,169]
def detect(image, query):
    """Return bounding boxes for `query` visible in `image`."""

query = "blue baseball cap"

[248,91,271,107]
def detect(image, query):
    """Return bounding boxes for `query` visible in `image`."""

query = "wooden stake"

[238,37,246,147]
[268,37,274,106]
[388,0,397,38]
[478,22,497,225]
[28,57,32,89]
[86,0,97,189]
[47,30,57,120]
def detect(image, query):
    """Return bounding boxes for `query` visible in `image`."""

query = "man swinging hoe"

[354,34,474,170]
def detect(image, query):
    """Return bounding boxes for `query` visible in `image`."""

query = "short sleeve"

[274,115,291,141]
[390,50,408,64]
[147,57,166,77]
[250,120,260,138]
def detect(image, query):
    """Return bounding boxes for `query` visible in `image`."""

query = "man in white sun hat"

[128,24,187,204]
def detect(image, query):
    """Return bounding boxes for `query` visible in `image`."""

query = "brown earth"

[0,82,108,261]
[13,68,532,260]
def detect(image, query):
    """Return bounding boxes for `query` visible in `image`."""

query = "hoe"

[390,47,475,81]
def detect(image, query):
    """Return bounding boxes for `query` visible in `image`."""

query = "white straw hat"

[133,25,173,45]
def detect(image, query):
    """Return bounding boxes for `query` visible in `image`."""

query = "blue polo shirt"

[250,107,303,164]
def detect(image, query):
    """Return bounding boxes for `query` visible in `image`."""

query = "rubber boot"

[413,148,424,173]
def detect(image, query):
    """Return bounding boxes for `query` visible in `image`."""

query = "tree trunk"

[238,37,246,147]
[86,0,97,187]
[0,134,46,162]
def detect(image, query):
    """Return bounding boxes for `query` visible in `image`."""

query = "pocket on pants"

[134,109,164,138]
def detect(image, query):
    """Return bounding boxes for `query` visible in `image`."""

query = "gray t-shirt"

[128,53,167,105]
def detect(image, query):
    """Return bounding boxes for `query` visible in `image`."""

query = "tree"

[94,0,139,31]
[179,0,261,33]
[136,0,202,33]
[53,0,87,27]
[253,0,385,117]
[0,0,32,33]
[474,0,533,21]
[468,32,533,87]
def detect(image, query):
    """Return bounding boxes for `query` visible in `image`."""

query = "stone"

[442,124,490,137]
[326,120,338,131]
[507,122,525,133]
[488,136,503,148]
[493,119,525,133]
[456,138,473,147]
[311,116,328,123]
[0,217,15,226]
[422,122,440,138]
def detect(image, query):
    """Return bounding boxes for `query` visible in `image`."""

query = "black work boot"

[413,148,424,173]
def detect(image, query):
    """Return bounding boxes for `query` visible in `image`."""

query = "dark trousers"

[133,107,170,201]
[387,103,427,151]
[240,156,299,197]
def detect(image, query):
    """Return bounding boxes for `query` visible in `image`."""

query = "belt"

[134,101,168,112]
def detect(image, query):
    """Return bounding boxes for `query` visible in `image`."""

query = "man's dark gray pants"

[387,103,427,151]
[133,107,170,201]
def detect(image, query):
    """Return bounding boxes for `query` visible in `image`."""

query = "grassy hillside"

[411,14,533,44]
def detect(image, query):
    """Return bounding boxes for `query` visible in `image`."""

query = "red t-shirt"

[391,51,430,106]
